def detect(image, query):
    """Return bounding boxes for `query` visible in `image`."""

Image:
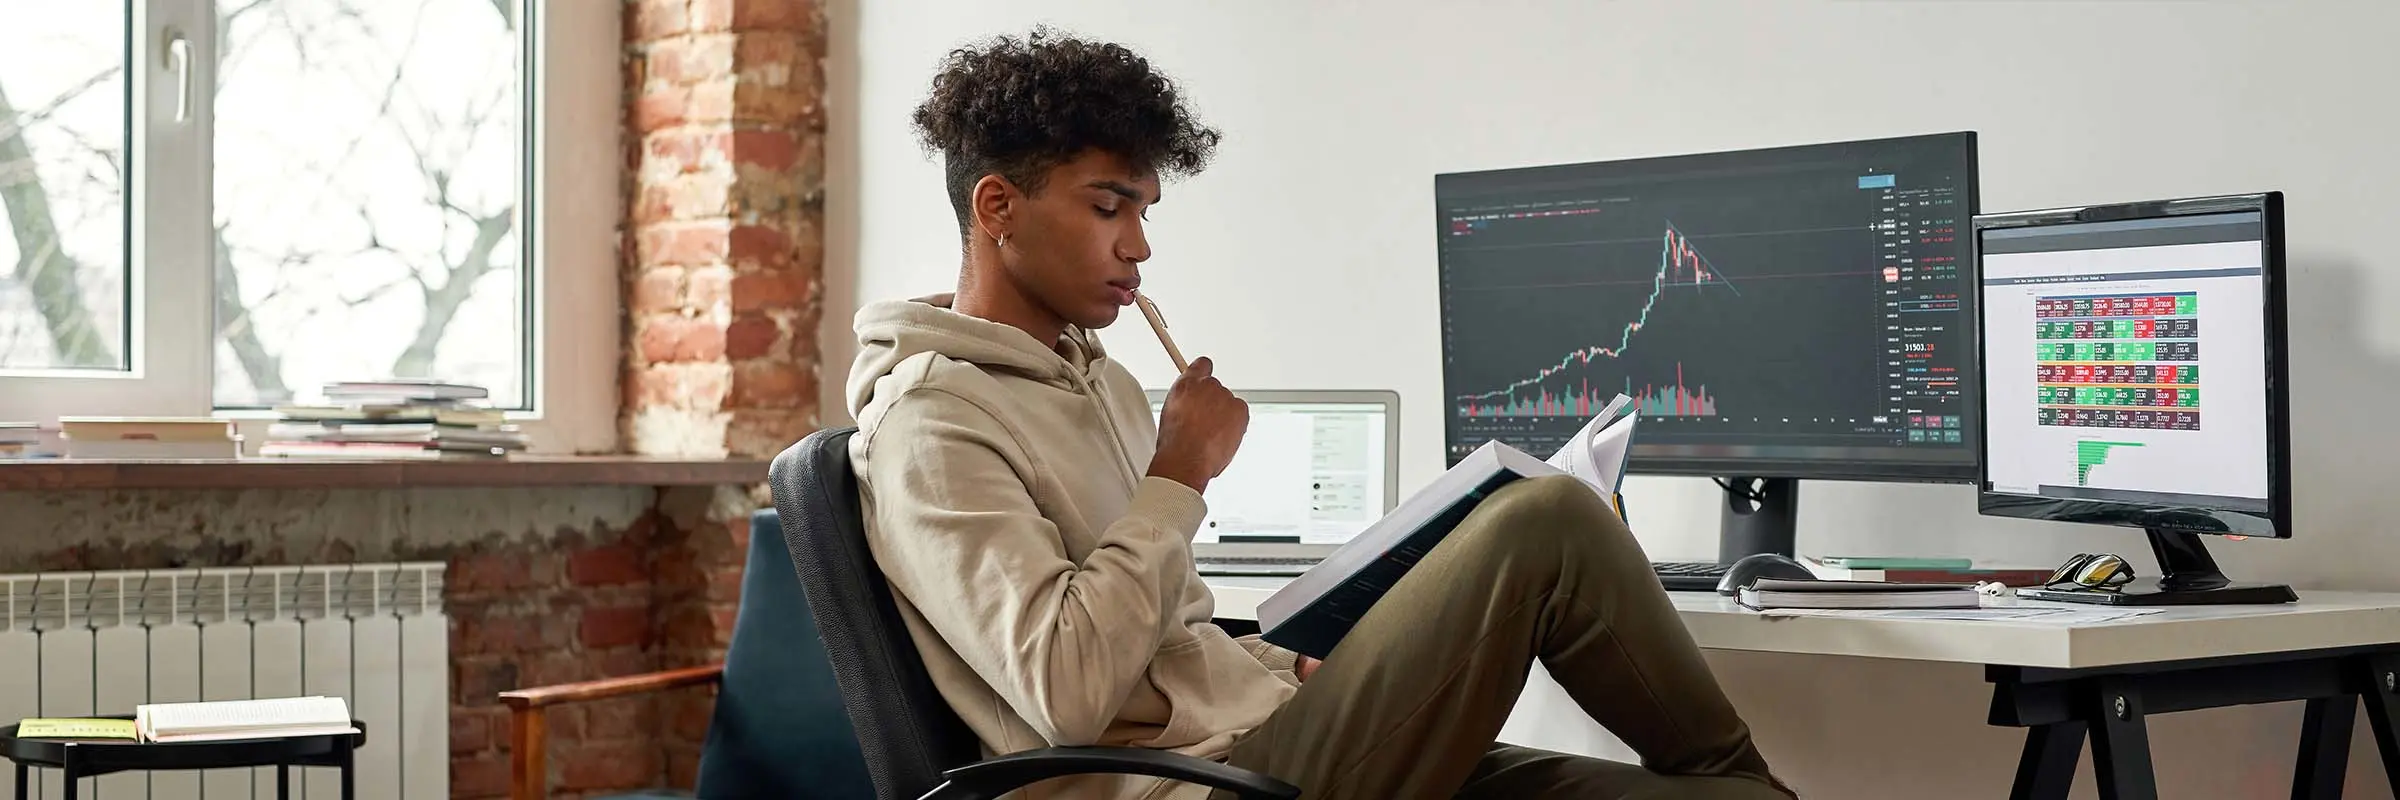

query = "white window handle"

[165,28,192,123]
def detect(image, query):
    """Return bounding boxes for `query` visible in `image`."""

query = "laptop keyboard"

[1195,555,1322,576]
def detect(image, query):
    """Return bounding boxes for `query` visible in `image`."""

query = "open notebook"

[135,696,358,743]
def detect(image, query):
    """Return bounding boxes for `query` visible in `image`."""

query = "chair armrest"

[927,746,1299,800]
[497,663,723,710]
[498,664,723,800]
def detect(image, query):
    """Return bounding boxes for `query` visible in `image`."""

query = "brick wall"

[622,0,826,461]
[611,0,828,796]
[2,2,828,796]
[445,516,676,798]
[1,486,684,799]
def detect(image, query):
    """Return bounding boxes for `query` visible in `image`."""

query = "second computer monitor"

[1434,132,1981,481]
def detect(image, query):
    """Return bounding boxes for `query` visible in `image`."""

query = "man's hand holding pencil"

[1136,291,1245,494]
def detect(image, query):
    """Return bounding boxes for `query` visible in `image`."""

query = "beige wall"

[827,1,2400,796]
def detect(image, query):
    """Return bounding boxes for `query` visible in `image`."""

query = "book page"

[1545,393,1636,498]
[140,696,351,734]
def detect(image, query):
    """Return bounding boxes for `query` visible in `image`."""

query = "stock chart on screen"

[1436,135,1978,470]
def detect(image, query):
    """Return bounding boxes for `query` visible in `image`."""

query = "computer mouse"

[1716,553,1817,596]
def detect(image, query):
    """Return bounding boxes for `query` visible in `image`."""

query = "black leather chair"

[770,426,1299,800]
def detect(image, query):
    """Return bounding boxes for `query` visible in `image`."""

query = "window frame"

[0,0,621,455]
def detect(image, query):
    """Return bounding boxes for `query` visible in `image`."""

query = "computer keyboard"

[1650,561,1731,592]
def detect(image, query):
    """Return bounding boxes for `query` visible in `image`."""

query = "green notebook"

[17,718,139,740]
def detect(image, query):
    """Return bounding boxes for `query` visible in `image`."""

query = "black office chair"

[770,426,1300,800]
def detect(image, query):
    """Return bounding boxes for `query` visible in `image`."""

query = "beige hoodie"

[846,295,1301,800]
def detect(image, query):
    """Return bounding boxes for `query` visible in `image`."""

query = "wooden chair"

[498,508,873,799]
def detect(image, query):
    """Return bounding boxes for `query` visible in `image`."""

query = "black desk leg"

[2011,720,2086,800]
[278,763,292,800]
[13,763,25,800]
[2293,696,2355,799]
[2365,655,2400,796]
[58,767,73,800]
[2091,680,2158,800]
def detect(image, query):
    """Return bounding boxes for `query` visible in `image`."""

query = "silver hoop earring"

[996,234,1008,248]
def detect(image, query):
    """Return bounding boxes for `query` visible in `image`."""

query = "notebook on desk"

[1146,390,1401,576]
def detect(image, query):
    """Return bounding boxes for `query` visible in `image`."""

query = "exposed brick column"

[623,0,826,460]
[621,0,827,791]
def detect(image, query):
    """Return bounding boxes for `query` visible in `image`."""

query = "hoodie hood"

[846,294,1109,417]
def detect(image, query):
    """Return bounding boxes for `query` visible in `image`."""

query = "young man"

[846,28,1797,800]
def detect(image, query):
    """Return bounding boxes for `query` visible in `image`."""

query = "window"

[0,1,616,451]
[0,3,131,374]
[212,0,528,409]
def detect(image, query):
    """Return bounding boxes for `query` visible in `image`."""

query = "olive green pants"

[1220,475,1794,799]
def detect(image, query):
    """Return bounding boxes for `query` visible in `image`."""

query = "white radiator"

[0,564,449,800]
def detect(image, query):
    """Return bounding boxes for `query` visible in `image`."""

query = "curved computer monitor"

[1971,192,2295,605]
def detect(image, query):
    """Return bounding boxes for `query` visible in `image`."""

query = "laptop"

[1142,389,1401,576]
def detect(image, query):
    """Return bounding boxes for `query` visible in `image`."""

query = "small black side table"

[0,716,366,800]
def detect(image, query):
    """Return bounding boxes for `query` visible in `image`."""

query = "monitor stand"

[2020,527,2298,606]
[1716,477,1799,564]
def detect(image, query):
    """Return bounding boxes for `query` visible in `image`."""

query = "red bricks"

[569,543,649,586]
[687,265,734,309]
[636,314,727,363]
[452,754,511,799]
[631,267,684,313]
[729,129,797,171]
[451,709,493,755]
[722,314,780,359]
[728,268,804,312]
[729,360,809,409]
[629,0,688,43]
[724,224,790,269]
[580,606,653,649]
[599,1,826,793]
[559,742,661,791]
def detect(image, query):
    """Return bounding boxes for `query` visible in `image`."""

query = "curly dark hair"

[911,28,1221,234]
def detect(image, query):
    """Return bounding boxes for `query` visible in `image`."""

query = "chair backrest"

[691,508,874,799]
[771,426,984,800]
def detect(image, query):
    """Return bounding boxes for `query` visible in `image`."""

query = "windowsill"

[0,455,768,491]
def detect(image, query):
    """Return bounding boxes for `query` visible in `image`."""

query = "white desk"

[1207,578,2400,670]
[1206,578,2400,799]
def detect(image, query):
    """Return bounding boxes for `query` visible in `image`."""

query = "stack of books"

[0,422,59,459]
[54,417,241,459]
[261,380,526,459]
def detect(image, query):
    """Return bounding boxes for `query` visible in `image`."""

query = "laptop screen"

[1147,400,1392,545]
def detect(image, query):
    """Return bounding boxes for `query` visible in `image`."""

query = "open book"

[1257,395,1639,659]
[134,696,358,743]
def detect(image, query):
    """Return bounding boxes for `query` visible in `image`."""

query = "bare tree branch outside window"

[212,0,525,407]
[0,6,129,371]
[1,0,524,410]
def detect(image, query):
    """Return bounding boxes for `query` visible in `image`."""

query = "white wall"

[827,1,2400,796]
